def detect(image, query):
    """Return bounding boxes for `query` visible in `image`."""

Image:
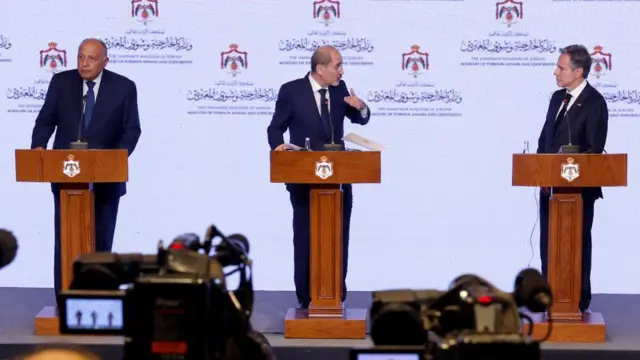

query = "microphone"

[0,228,18,270]
[560,99,579,154]
[70,95,88,150]
[512,268,552,313]
[323,97,342,151]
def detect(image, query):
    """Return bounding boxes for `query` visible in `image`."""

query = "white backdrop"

[1,0,639,293]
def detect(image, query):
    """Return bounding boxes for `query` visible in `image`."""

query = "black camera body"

[57,225,263,360]
[351,269,551,360]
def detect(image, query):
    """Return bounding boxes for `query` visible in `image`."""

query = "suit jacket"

[267,72,370,151]
[30,69,142,196]
[536,82,608,198]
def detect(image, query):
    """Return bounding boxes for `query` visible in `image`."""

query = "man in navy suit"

[30,38,141,300]
[267,45,370,308]
[537,44,608,313]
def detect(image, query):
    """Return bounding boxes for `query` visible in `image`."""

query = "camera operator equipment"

[57,224,274,360]
[0,228,18,271]
[350,268,553,360]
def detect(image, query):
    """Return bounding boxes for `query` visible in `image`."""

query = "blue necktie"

[318,88,331,139]
[84,81,95,130]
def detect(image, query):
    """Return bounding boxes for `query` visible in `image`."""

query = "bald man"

[267,45,370,308]
[30,38,141,303]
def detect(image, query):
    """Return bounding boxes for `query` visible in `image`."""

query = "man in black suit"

[267,45,371,308]
[536,44,608,313]
[30,38,141,300]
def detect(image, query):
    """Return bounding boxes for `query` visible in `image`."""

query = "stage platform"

[0,288,639,360]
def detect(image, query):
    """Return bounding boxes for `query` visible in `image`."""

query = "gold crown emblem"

[229,44,239,50]
[67,154,75,160]
[319,156,328,162]
[565,157,575,164]
[411,45,420,52]
[593,45,603,52]
[48,42,58,49]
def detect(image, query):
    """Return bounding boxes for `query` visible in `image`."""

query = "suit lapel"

[303,75,327,138]
[329,85,340,126]
[551,85,591,144]
[86,71,110,136]
[72,75,83,125]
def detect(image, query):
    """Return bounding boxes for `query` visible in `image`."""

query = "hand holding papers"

[342,132,384,151]
[274,143,303,151]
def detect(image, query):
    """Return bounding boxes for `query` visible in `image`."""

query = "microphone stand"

[323,98,342,151]
[559,106,579,154]
[70,95,88,150]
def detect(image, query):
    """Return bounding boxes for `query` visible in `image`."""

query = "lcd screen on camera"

[354,355,420,360]
[64,298,124,330]
[350,349,423,360]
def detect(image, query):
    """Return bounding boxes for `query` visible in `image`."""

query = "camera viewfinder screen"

[355,354,421,360]
[65,298,123,330]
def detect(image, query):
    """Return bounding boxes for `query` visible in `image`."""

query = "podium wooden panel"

[15,149,128,335]
[270,150,381,339]
[513,153,627,342]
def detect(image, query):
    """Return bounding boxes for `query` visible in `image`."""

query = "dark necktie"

[555,92,572,123]
[318,88,331,139]
[84,81,96,130]
[553,92,572,134]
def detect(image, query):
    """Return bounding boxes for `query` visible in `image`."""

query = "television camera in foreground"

[350,269,553,360]
[57,224,274,360]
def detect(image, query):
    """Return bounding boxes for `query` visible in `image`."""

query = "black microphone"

[323,97,342,151]
[513,268,552,313]
[560,99,579,154]
[0,228,18,270]
[70,95,88,150]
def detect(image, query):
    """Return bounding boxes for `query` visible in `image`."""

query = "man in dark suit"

[267,45,370,308]
[536,44,608,313]
[30,38,141,299]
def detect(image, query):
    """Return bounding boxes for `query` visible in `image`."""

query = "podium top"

[15,149,128,183]
[270,150,381,184]
[512,153,627,187]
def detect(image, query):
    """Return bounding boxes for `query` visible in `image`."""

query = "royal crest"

[221,44,247,77]
[40,42,67,74]
[495,0,523,28]
[590,45,612,79]
[315,156,333,180]
[63,154,81,178]
[402,45,429,78]
[313,0,340,27]
[131,0,159,25]
[560,157,579,182]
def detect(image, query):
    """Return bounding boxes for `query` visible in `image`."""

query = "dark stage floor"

[0,288,638,360]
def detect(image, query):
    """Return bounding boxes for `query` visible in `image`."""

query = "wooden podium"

[15,149,128,336]
[512,153,627,342]
[270,150,381,339]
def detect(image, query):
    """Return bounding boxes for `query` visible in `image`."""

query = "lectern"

[270,150,381,339]
[14,149,128,336]
[512,153,627,342]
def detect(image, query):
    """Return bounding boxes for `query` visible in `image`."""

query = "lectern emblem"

[560,157,579,182]
[315,156,333,179]
[63,154,80,178]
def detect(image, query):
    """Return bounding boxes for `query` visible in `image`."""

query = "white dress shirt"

[555,79,587,121]
[308,75,368,118]
[83,70,103,104]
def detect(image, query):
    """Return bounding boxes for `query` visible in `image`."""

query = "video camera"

[350,268,553,360]
[57,224,273,360]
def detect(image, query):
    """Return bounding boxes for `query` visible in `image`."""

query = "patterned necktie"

[318,88,331,139]
[84,81,95,130]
